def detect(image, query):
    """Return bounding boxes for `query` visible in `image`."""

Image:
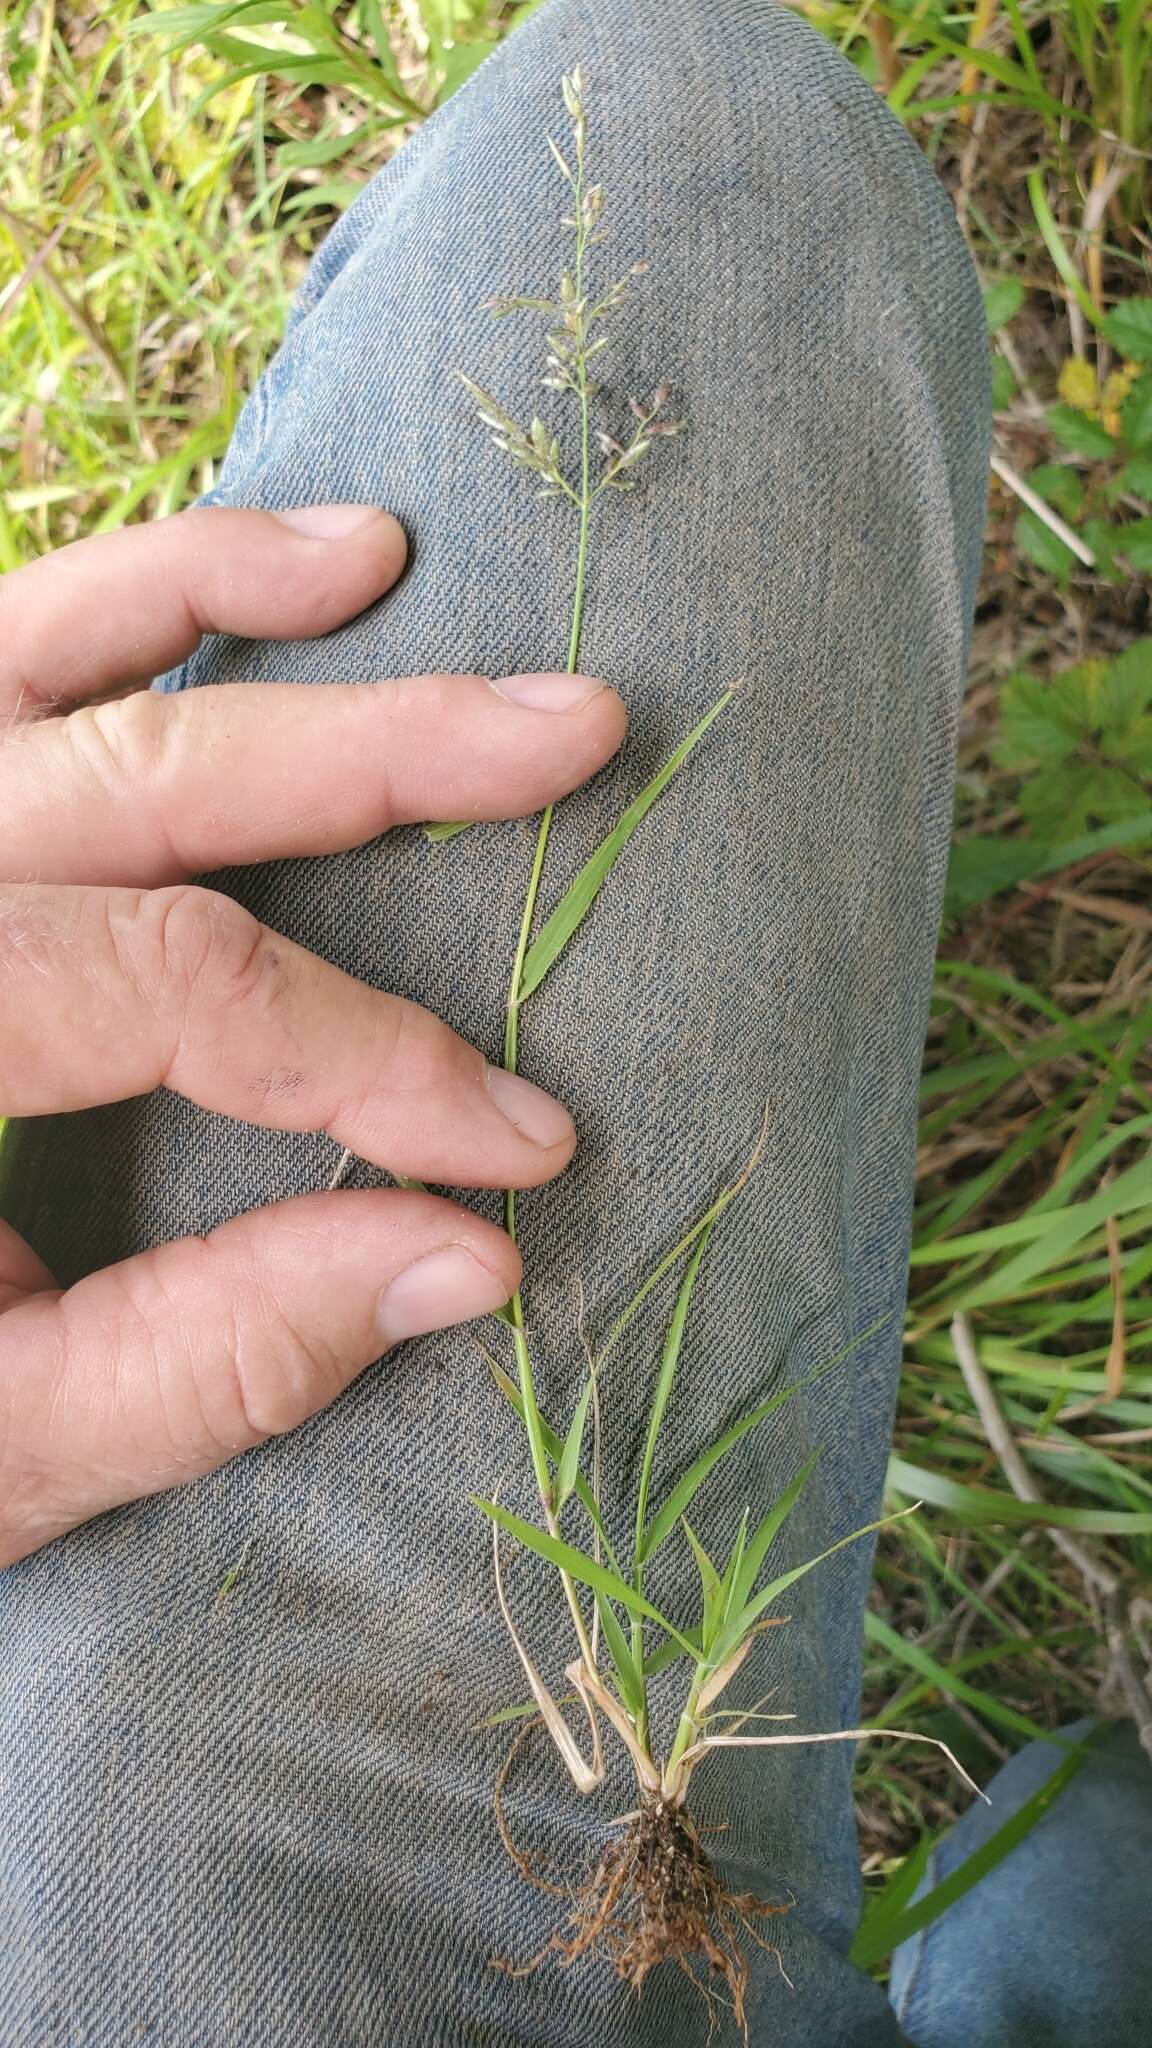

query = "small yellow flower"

[1057,356,1101,413]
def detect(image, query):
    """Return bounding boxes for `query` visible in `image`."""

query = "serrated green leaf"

[516,690,735,1003]
[1102,297,1152,363]
[424,819,472,842]
[1121,372,1152,454]
[994,672,1081,769]
[1046,405,1116,459]
[1121,452,1152,497]
[1100,640,1152,731]
[943,811,1152,918]
[473,1499,696,1652]
[983,277,1025,332]
[1080,517,1123,580]
[1014,507,1076,579]
[1117,517,1152,572]
[1028,462,1085,521]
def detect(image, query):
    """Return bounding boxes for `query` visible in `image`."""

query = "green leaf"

[1028,174,1100,329]
[1101,640,1152,730]
[1014,508,1076,579]
[682,1518,723,1637]
[1027,462,1085,521]
[638,1316,887,1566]
[730,1454,821,1616]
[473,1499,697,1652]
[423,819,472,842]
[1117,517,1152,572]
[516,690,735,1002]
[995,669,1086,767]
[864,1613,1065,1747]
[1121,452,1152,497]
[1102,297,1152,363]
[593,1593,646,1719]
[1079,516,1123,580]
[850,1732,1102,1969]
[961,1147,1152,1305]
[716,1504,908,1658]
[851,1833,936,1968]
[990,356,1017,410]
[638,1379,812,1568]
[633,1222,714,1565]
[1046,405,1116,459]
[483,1353,620,1572]
[887,1457,1152,1533]
[983,277,1025,331]
[1121,372,1152,454]
[555,1377,594,1508]
[943,811,1152,918]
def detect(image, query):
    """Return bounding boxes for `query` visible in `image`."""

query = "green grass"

[2,0,1150,1954]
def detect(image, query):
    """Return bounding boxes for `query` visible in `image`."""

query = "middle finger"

[0,881,576,1189]
[0,674,625,886]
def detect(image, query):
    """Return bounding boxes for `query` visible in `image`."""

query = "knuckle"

[65,691,171,800]
[215,1289,346,1442]
[148,884,269,1007]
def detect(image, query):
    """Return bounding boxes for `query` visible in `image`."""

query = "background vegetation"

[2,0,1150,1959]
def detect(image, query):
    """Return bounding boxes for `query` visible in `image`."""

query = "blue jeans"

[2,0,1148,2041]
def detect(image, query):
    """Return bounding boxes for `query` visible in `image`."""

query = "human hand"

[0,503,626,1565]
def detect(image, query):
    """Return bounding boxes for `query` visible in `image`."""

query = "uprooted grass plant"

[448,70,983,2035]
[5,0,1151,2004]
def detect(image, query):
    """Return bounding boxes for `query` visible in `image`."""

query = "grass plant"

[2,0,1150,2000]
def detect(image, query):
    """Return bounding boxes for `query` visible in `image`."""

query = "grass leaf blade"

[556,1378,594,1508]
[730,1453,821,1615]
[633,1221,714,1567]
[516,690,735,1003]
[474,1498,696,1652]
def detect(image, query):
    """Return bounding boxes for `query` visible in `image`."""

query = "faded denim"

[0,0,1048,2040]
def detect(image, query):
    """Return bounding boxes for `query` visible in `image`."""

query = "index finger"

[0,503,408,718]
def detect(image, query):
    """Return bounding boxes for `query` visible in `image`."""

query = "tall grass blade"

[850,1732,1101,1970]
[887,1457,1152,1533]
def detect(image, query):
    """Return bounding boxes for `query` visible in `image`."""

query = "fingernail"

[489,672,605,713]
[273,503,384,539]
[376,1246,510,1346]
[485,1064,576,1149]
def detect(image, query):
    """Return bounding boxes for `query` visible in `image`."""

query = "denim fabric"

[891,1721,1152,2047]
[0,0,990,2041]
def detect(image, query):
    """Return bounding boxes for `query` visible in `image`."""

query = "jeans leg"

[0,1,988,2042]
[890,1720,1152,2047]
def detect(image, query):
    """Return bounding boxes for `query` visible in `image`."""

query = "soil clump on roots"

[495,1753,793,2042]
